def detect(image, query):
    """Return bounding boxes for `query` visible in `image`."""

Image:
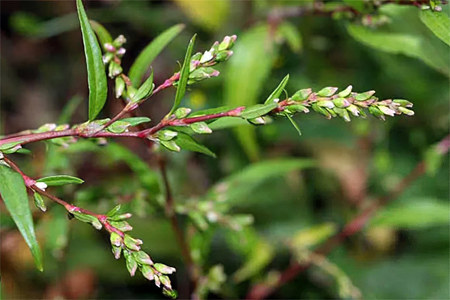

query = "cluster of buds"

[154,107,214,152]
[276,85,414,122]
[186,35,236,85]
[102,35,126,78]
[100,35,137,101]
[105,205,177,298]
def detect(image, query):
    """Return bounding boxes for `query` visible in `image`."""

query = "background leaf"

[420,10,450,46]
[76,0,108,120]
[0,165,43,271]
[224,25,278,161]
[129,24,185,86]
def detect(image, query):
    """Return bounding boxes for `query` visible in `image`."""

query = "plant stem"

[246,134,450,300]
[2,155,124,237]
[158,155,199,291]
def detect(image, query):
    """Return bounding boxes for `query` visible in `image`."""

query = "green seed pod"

[33,192,46,212]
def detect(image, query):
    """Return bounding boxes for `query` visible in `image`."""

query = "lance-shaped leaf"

[129,24,185,86]
[174,132,216,158]
[131,70,154,103]
[37,175,84,186]
[264,74,289,104]
[76,0,108,120]
[420,10,450,47]
[169,35,196,115]
[90,20,113,49]
[0,165,43,271]
[240,103,278,119]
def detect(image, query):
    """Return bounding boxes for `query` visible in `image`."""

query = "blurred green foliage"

[1,0,449,299]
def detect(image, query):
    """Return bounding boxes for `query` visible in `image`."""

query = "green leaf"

[211,158,316,204]
[190,106,233,117]
[44,206,69,258]
[90,20,113,49]
[369,199,449,229]
[76,0,108,120]
[224,25,278,161]
[420,10,450,47]
[58,94,83,124]
[131,70,154,103]
[277,21,302,53]
[0,164,43,271]
[175,132,216,158]
[285,113,302,136]
[264,74,289,104]
[106,204,122,217]
[120,117,151,127]
[169,34,196,115]
[129,24,185,86]
[174,0,229,31]
[347,23,450,76]
[208,117,249,130]
[0,141,23,151]
[37,175,84,186]
[240,103,278,119]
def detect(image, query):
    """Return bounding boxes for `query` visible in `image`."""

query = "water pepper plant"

[0,0,424,298]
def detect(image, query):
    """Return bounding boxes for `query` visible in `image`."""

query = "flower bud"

[158,130,178,141]
[116,47,126,56]
[190,122,212,134]
[103,52,114,64]
[393,99,413,108]
[317,100,335,109]
[115,77,125,98]
[317,87,338,97]
[200,50,214,63]
[355,90,376,101]
[368,106,385,120]
[174,107,192,119]
[398,107,414,116]
[109,62,123,78]
[162,288,177,299]
[124,234,142,251]
[112,245,121,259]
[154,263,176,275]
[91,219,103,230]
[159,275,172,289]
[104,43,116,53]
[248,117,266,125]
[110,232,122,247]
[113,35,126,48]
[215,50,233,62]
[333,97,350,108]
[346,104,360,117]
[35,182,47,191]
[124,250,138,277]
[110,221,133,232]
[160,140,181,152]
[338,85,353,98]
[291,88,312,101]
[378,105,396,117]
[133,251,154,265]
[218,35,236,51]
[33,192,46,212]
[141,265,155,281]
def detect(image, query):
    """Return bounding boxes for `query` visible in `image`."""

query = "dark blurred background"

[1,1,449,299]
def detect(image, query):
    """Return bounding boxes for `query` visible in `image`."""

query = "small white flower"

[35,182,47,191]
[200,50,214,63]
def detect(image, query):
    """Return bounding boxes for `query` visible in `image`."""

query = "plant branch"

[2,155,124,237]
[158,155,199,289]
[268,0,446,22]
[246,134,450,300]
